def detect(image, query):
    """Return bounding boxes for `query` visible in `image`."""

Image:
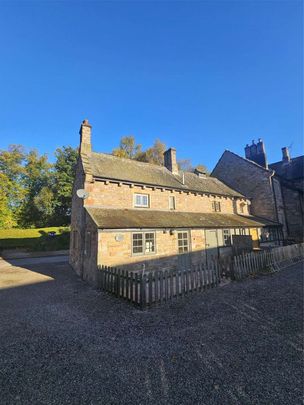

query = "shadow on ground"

[0,257,303,405]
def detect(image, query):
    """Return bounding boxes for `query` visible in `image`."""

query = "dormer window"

[212,201,221,212]
[134,193,149,208]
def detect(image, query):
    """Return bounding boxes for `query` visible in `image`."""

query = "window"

[132,232,155,255]
[212,201,221,212]
[145,233,155,253]
[178,231,189,253]
[239,228,246,235]
[240,203,245,214]
[169,196,176,210]
[134,193,149,208]
[223,229,231,246]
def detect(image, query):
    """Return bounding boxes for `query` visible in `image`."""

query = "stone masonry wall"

[84,180,250,215]
[212,151,277,222]
[98,229,207,272]
[281,185,304,242]
[69,159,86,276]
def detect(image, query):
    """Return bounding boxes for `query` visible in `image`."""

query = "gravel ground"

[0,258,303,405]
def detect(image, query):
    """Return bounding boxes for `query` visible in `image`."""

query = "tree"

[0,144,78,228]
[52,146,78,225]
[0,145,26,228]
[177,159,209,174]
[18,149,53,227]
[0,173,17,228]
[112,136,142,159]
[141,139,166,165]
[177,159,193,172]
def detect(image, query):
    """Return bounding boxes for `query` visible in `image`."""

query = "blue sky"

[0,1,302,169]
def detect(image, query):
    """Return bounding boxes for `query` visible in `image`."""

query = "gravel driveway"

[0,257,303,404]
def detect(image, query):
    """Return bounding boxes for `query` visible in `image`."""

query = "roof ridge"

[91,151,168,171]
[223,150,273,173]
[269,155,304,166]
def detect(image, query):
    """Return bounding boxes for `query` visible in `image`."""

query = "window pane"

[133,233,143,254]
[177,232,189,253]
[145,233,155,253]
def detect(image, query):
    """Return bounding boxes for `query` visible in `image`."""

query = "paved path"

[0,258,303,404]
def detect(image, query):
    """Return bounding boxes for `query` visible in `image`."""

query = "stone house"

[69,120,281,285]
[212,140,303,244]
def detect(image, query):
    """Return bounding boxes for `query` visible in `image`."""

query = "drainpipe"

[270,170,285,242]
[270,171,279,222]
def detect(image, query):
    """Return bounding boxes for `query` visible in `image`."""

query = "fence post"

[140,274,146,309]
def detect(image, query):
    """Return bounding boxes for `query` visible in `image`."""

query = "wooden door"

[205,230,219,262]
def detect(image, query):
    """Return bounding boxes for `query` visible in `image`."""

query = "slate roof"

[269,156,304,181]
[86,207,280,229]
[88,152,244,197]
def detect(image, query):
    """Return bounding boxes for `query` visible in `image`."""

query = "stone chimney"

[244,138,268,168]
[164,147,178,175]
[79,119,92,155]
[282,147,291,163]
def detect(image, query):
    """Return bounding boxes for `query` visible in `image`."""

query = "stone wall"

[69,159,86,276]
[97,227,256,272]
[281,185,304,242]
[212,151,278,221]
[84,180,250,215]
[98,229,207,272]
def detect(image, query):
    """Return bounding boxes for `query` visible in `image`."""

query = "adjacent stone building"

[70,121,281,285]
[212,140,303,244]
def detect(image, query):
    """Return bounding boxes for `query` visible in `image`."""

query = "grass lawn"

[0,227,70,251]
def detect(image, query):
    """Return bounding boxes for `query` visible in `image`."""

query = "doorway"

[205,230,219,262]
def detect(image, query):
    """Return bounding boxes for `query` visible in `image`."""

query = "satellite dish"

[76,189,89,199]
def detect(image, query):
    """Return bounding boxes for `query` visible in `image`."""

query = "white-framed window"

[212,201,221,212]
[134,193,149,208]
[132,232,155,255]
[177,231,189,253]
[239,228,246,235]
[169,195,176,210]
[223,229,231,246]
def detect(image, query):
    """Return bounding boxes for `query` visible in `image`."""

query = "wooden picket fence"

[97,261,221,308]
[233,242,304,280]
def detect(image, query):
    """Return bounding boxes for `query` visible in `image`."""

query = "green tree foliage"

[18,150,53,227]
[0,173,17,228]
[0,145,26,227]
[0,144,78,229]
[52,146,78,225]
